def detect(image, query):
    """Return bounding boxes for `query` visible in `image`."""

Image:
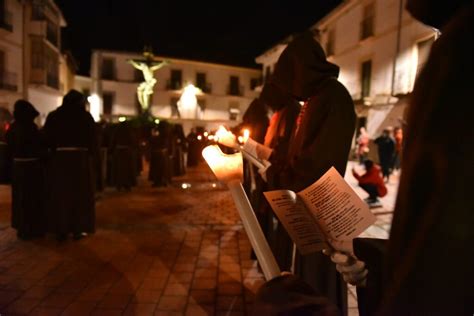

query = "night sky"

[55,0,342,75]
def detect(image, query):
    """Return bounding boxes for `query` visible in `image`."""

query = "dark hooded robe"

[43,90,98,236]
[149,121,173,186]
[271,32,356,313]
[260,83,300,270]
[351,1,474,315]
[186,129,200,167]
[110,121,137,190]
[5,100,45,239]
[171,124,186,176]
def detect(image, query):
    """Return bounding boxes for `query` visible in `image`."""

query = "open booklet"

[263,167,376,255]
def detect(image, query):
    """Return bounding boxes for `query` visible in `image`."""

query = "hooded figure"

[270,31,356,313]
[5,100,45,239]
[110,120,138,191]
[43,90,99,240]
[359,0,474,315]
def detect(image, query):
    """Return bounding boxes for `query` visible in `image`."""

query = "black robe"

[43,91,98,234]
[270,32,356,313]
[110,122,137,190]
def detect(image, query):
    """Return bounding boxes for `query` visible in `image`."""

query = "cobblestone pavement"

[0,161,397,316]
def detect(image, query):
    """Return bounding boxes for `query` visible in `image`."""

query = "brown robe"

[270,32,356,313]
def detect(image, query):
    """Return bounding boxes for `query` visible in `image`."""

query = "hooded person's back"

[44,90,97,151]
[6,100,43,159]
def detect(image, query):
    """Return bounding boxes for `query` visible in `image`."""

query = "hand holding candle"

[202,145,281,280]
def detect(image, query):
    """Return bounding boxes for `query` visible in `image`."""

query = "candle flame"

[202,145,243,183]
[243,129,250,143]
[215,126,237,148]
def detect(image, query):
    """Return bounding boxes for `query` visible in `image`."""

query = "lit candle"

[202,145,280,280]
[215,126,238,148]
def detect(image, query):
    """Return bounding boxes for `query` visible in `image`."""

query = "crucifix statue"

[127,47,169,114]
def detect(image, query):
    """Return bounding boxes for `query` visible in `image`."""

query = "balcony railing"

[197,82,212,93]
[0,11,13,32]
[46,73,59,90]
[166,80,182,91]
[0,71,17,91]
[227,85,244,96]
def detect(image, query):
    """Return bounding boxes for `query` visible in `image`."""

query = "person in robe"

[149,121,173,187]
[43,90,98,241]
[110,120,137,191]
[5,100,45,239]
[374,128,395,182]
[264,31,356,313]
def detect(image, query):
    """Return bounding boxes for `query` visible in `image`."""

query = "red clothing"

[353,165,387,197]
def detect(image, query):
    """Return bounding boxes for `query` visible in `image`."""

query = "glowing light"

[204,132,209,137]
[154,119,160,124]
[243,129,250,143]
[208,135,214,140]
[181,183,191,189]
[215,126,237,148]
[87,94,101,122]
[197,135,202,140]
[178,84,200,119]
[238,136,244,144]
[202,145,243,183]
[118,116,127,122]
[212,183,217,188]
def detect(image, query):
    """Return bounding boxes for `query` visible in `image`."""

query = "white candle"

[215,126,238,149]
[202,145,280,280]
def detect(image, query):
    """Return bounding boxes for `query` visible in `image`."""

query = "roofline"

[49,0,67,27]
[92,49,261,74]
[254,33,295,62]
[311,0,355,31]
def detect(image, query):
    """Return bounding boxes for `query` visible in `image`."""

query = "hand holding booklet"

[263,167,376,255]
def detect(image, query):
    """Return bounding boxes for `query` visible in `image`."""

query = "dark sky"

[56,0,342,75]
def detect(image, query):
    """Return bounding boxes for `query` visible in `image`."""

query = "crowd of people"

[0,90,191,241]
[237,0,473,315]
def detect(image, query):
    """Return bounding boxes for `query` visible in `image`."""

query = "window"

[0,0,12,32]
[196,72,206,91]
[229,101,240,120]
[45,45,58,89]
[360,2,375,40]
[134,69,142,82]
[168,69,182,90]
[46,18,58,47]
[101,58,116,80]
[170,97,180,117]
[103,92,114,115]
[228,76,241,96]
[82,88,90,96]
[416,36,435,77]
[250,78,260,90]
[361,60,372,98]
[31,37,44,69]
[326,29,335,56]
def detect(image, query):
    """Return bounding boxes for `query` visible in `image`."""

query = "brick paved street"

[0,161,395,315]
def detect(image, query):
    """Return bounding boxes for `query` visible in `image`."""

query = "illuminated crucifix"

[127,48,169,113]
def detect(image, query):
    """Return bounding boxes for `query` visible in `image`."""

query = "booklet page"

[264,190,329,255]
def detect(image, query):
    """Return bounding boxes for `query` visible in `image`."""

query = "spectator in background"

[392,126,403,171]
[352,159,387,208]
[374,128,395,182]
[43,90,98,241]
[5,100,45,239]
[110,120,137,191]
[356,127,370,164]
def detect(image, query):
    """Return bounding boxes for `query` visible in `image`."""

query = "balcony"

[46,21,58,47]
[227,85,244,96]
[0,10,13,34]
[46,73,59,90]
[0,71,17,91]
[166,80,182,91]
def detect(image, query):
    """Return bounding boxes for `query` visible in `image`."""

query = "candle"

[215,126,238,148]
[202,145,280,280]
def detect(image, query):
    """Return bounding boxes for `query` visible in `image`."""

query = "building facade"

[256,0,437,139]
[0,0,70,125]
[85,50,261,132]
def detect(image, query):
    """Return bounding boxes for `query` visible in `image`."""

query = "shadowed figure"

[5,100,46,239]
[268,31,356,314]
[43,90,99,241]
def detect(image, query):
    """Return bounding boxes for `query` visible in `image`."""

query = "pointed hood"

[13,99,39,123]
[260,82,296,111]
[271,31,339,101]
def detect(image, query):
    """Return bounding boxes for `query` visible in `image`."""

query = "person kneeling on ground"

[352,160,387,207]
